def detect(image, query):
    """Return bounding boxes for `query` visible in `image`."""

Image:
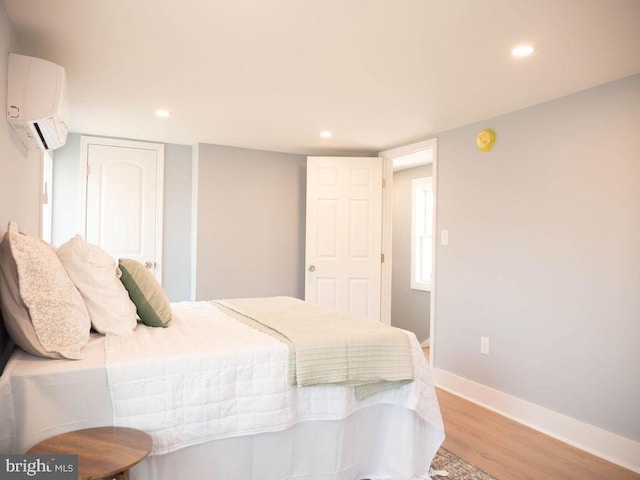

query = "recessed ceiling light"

[155,109,171,117]
[511,44,535,58]
[320,131,332,138]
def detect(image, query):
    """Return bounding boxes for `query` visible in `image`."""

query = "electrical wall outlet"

[480,336,490,355]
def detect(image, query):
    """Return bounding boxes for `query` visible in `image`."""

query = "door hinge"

[382,178,386,188]
[381,253,385,263]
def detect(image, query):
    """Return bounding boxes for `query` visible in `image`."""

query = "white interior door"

[81,136,164,281]
[305,156,382,321]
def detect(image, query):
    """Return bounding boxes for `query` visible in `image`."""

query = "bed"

[0,224,445,480]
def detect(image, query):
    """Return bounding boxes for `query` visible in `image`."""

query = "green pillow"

[118,258,171,327]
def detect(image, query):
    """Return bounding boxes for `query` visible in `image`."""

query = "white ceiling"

[5,0,640,155]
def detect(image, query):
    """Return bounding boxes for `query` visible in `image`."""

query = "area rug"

[430,447,497,480]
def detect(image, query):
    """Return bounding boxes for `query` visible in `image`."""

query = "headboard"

[0,307,16,376]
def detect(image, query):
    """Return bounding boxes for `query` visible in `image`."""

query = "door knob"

[144,261,154,269]
[308,265,316,272]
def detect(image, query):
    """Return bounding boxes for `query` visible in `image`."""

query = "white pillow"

[57,236,137,336]
[0,222,90,359]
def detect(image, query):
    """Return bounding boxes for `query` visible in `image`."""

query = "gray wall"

[0,3,41,236]
[162,144,193,301]
[194,144,306,300]
[51,134,193,301]
[391,164,432,342]
[434,74,640,442]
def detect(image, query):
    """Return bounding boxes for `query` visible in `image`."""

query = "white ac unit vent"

[6,53,69,152]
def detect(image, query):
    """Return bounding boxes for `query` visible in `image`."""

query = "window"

[411,176,433,291]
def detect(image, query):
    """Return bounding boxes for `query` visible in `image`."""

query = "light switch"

[441,230,449,246]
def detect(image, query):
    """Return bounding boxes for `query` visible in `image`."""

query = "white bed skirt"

[133,404,437,480]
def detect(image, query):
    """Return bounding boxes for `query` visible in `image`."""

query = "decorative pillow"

[119,258,171,327]
[0,222,90,359]
[57,236,137,336]
[0,232,49,358]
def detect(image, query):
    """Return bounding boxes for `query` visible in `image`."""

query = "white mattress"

[0,300,445,480]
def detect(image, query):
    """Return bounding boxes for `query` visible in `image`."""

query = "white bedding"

[1,299,445,480]
[107,301,291,455]
[106,301,442,457]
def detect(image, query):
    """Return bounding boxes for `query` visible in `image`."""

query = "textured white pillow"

[0,222,90,359]
[57,236,137,336]
[0,228,52,358]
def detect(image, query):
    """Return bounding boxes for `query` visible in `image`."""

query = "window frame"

[411,176,434,292]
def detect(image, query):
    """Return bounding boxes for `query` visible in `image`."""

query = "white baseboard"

[433,367,640,474]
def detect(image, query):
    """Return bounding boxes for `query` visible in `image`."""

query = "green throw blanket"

[214,296,414,400]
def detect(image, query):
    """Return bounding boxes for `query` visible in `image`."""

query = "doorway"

[381,138,437,364]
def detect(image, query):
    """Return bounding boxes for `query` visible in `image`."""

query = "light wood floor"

[423,349,640,479]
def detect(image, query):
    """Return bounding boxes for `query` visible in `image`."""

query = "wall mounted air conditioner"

[6,53,69,152]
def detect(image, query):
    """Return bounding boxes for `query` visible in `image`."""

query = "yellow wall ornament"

[476,129,496,152]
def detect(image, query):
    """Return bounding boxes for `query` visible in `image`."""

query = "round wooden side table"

[27,426,153,480]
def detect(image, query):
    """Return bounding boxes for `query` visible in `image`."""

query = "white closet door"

[82,136,164,281]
